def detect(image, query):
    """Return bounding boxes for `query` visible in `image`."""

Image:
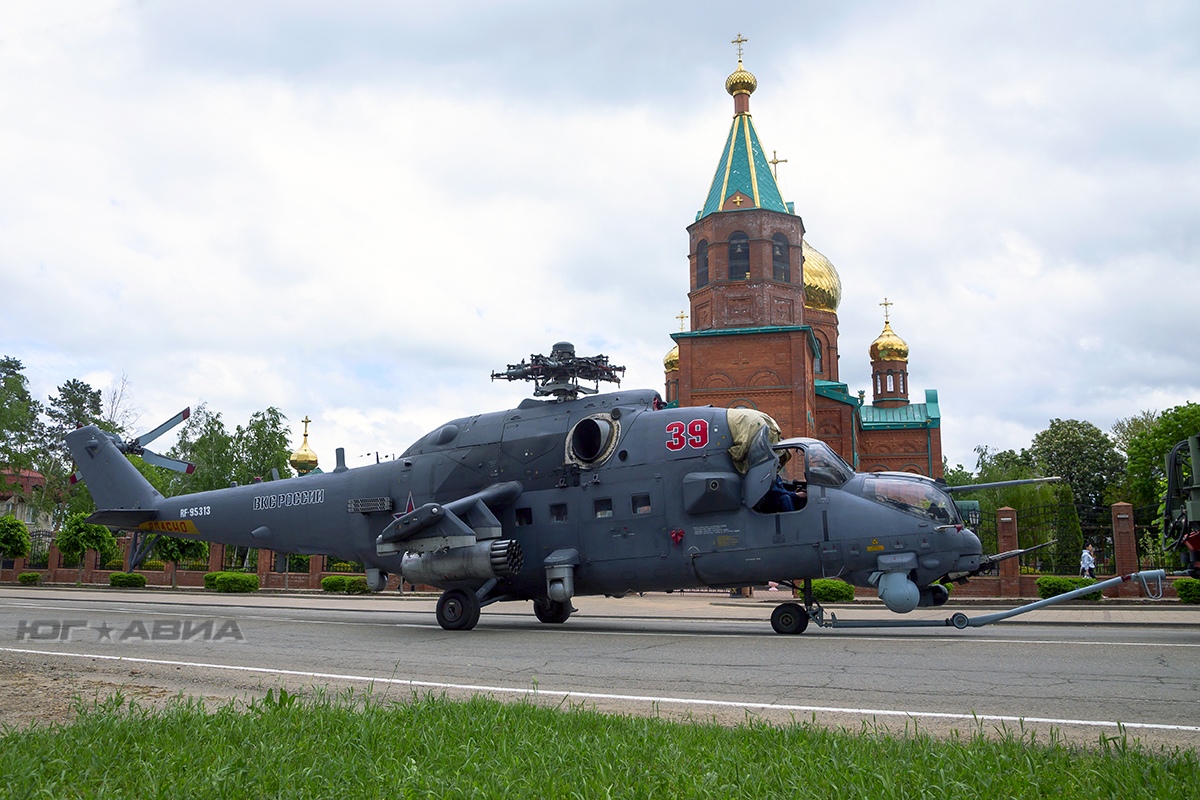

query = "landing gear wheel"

[771,602,809,635]
[436,589,481,631]
[533,597,572,624]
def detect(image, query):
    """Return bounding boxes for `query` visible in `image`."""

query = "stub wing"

[377,481,523,555]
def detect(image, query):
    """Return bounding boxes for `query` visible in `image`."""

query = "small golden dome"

[869,321,909,363]
[725,59,757,97]
[802,240,842,312]
[664,344,680,372]
[290,416,319,475]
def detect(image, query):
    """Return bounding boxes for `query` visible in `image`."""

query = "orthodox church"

[663,49,943,477]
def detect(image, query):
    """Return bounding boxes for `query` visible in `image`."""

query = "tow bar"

[812,570,1167,630]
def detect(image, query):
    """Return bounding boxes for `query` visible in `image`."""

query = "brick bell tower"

[668,39,819,436]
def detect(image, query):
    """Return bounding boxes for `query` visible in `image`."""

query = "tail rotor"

[70,408,196,484]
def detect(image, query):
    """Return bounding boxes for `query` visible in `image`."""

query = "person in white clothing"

[1080,543,1096,579]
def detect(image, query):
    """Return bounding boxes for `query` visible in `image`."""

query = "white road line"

[4,646,1197,734]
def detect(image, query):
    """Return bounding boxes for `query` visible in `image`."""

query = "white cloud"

[2,0,1197,475]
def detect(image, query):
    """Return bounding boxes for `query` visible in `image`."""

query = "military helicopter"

[67,343,1158,634]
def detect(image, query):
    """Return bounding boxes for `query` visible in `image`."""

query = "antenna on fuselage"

[491,341,625,401]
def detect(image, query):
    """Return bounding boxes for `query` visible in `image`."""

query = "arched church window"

[886,373,894,392]
[899,372,905,393]
[813,340,823,374]
[875,374,881,394]
[728,232,749,280]
[696,240,709,287]
[771,233,790,282]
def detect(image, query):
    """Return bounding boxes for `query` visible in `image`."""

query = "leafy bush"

[102,556,126,570]
[810,578,854,603]
[109,572,147,588]
[17,572,41,586]
[213,572,259,593]
[1036,575,1102,601]
[0,515,32,560]
[140,559,165,571]
[327,561,360,573]
[1175,577,1200,604]
[345,577,370,594]
[203,571,222,590]
[321,575,350,592]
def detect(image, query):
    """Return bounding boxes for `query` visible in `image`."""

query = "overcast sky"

[2,0,1197,472]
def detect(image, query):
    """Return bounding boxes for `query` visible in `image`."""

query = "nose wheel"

[770,602,809,635]
[436,589,481,631]
[533,597,573,624]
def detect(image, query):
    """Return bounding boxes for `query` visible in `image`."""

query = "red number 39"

[666,419,709,451]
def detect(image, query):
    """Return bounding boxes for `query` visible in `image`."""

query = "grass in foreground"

[0,690,1196,799]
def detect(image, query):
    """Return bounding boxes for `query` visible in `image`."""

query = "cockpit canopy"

[772,438,961,525]
[773,438,855,487]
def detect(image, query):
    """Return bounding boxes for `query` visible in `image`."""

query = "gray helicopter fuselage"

[68,388,982,611]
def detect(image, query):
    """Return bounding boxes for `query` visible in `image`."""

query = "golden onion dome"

[802,240,842,312]
[289,416,319,475]
[664,344,680,372]
[725,59,757,97]
[869,321,909,363]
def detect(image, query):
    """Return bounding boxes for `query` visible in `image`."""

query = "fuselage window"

[632,494,652,515]
[594,498,613,518]
[515,507,533,526]
[728,232,749,280]
[696,240,709,287]
[550,503,569,523]
[772,233,789,282]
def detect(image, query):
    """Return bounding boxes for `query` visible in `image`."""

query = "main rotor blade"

[134,407,191,448]
[944,476,1061,494]
[141,449,196,474]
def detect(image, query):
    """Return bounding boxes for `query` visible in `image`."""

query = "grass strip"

[0,690,1196,799]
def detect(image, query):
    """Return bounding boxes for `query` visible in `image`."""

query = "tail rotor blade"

[141,449,196,475]
[134,407,191,449]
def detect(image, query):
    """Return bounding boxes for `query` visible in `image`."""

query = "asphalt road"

[3,587,1198,750]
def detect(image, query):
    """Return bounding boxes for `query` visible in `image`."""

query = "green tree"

[1052,483,1084,574]
[55,512,119,583]
[33,378,112,527]
[232,407,294,485]
[940,458,974,487]
[0,356,44,476]
[164,405,236,494]
[1111,409,1160,456]
[152,536,209,589]
[1029,419,1125,508]
[1127,403,1200,507]
[0,515,32,560]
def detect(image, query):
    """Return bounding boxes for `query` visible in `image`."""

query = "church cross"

[731,33,748,59]
[301,416,312,436]
[879,297,893,322]
[675,310,688,332]
[730,194,743,206]
[769,150,788,179]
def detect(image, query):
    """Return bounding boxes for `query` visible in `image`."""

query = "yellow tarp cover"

[725,408,782,474]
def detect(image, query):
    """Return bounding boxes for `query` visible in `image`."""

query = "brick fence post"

[308,553,323,589]
[997,507,1020,597]
[208,543,224,574]
[1112,502,1140,597]
[257,548,272,588]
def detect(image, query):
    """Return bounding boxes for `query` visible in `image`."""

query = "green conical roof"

[699,113,791,220]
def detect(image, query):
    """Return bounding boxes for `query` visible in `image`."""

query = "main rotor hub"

[491,342,625,401]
